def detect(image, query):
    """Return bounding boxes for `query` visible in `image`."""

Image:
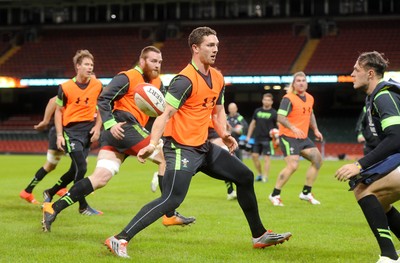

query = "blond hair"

[73,50,94,72]
[287,71,306,94]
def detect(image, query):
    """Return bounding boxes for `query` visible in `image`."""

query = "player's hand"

[314,129,323,141]
[90,128,101,142]
[335,163,360,182]
[110,122,126,140]
[137,144,156,163]
[290,126,305,139]
[222,134,238,154]
[56,135,65,152]
[34,121,48,131]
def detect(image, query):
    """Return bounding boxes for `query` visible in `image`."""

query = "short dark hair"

[263,93,273,100]
[188,27,217,53]
[357,51,389,78]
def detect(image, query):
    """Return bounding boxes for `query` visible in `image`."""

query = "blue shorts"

[348,153,400,190]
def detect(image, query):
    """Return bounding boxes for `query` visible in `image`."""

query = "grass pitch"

[0,154,397,263]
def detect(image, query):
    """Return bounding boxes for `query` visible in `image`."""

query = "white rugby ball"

[269,128,279,139]
[134,83,166,117]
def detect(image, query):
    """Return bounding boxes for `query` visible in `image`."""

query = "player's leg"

[106,168,194,256]
[105,139,198,256]
[42,149,124,232]
[251,142,262,181]
[261,155,270,183]
[43,160,76,202]
[148,148,195,226]
[260,141,273,183]
[209,137,236,199]
[355,168,400,238]
[268,154,299,206]
[352,170,400,261]
[298,145,322,204]
[201,143,291,248]
[20,149,63,204]
[269,136,300,206]
[68,149,102,214]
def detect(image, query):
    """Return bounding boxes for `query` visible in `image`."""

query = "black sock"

[302,185,312,195]
[387,206,400,239]
[272,188,281,196]
[115,230,130,241]
[47,169,75,197]
[358,195,398,259]
[225,181,234,194]
[25,167,48,193]
[53,178,94,213]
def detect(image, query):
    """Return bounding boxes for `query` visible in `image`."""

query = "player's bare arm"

[278,114,304,138]
[90,111,103,142]
[212,105,238,153]
[310,112,323,141]
[34,96,57,131]
[246,119,256,141]
[137,104,177,163]
[54,105,65,151]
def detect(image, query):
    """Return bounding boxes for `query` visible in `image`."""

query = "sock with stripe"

[358,195,398,260]
[25,167,48,193]
[53,178,94,213]
[386,206,400,239]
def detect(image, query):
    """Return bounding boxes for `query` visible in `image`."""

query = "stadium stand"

[0,114,42,131]
[161,23,306,75]
[0,27,153,78]
[305,19,400,74]
[0,22,306,77]
[2,18,398,158]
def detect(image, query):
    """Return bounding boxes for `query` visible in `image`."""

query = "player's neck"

[192,58,210,75]
[75,75,90,84]
[366,78,382,95]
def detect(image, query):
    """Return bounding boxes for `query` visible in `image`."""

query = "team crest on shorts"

[181,158,189,168]
[290,147,294,154]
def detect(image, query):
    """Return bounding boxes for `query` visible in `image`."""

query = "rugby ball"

[269,128,279,139]
[134,83,166,117]
[269,128,280,149]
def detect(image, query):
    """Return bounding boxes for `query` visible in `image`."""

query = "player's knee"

[287,161,299,172]
[235,167,254,185]
[244,170,255,185]
[314,159,323,170]
[96,159,120,177]
[220,145,229,151]
[46,152,62,165]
